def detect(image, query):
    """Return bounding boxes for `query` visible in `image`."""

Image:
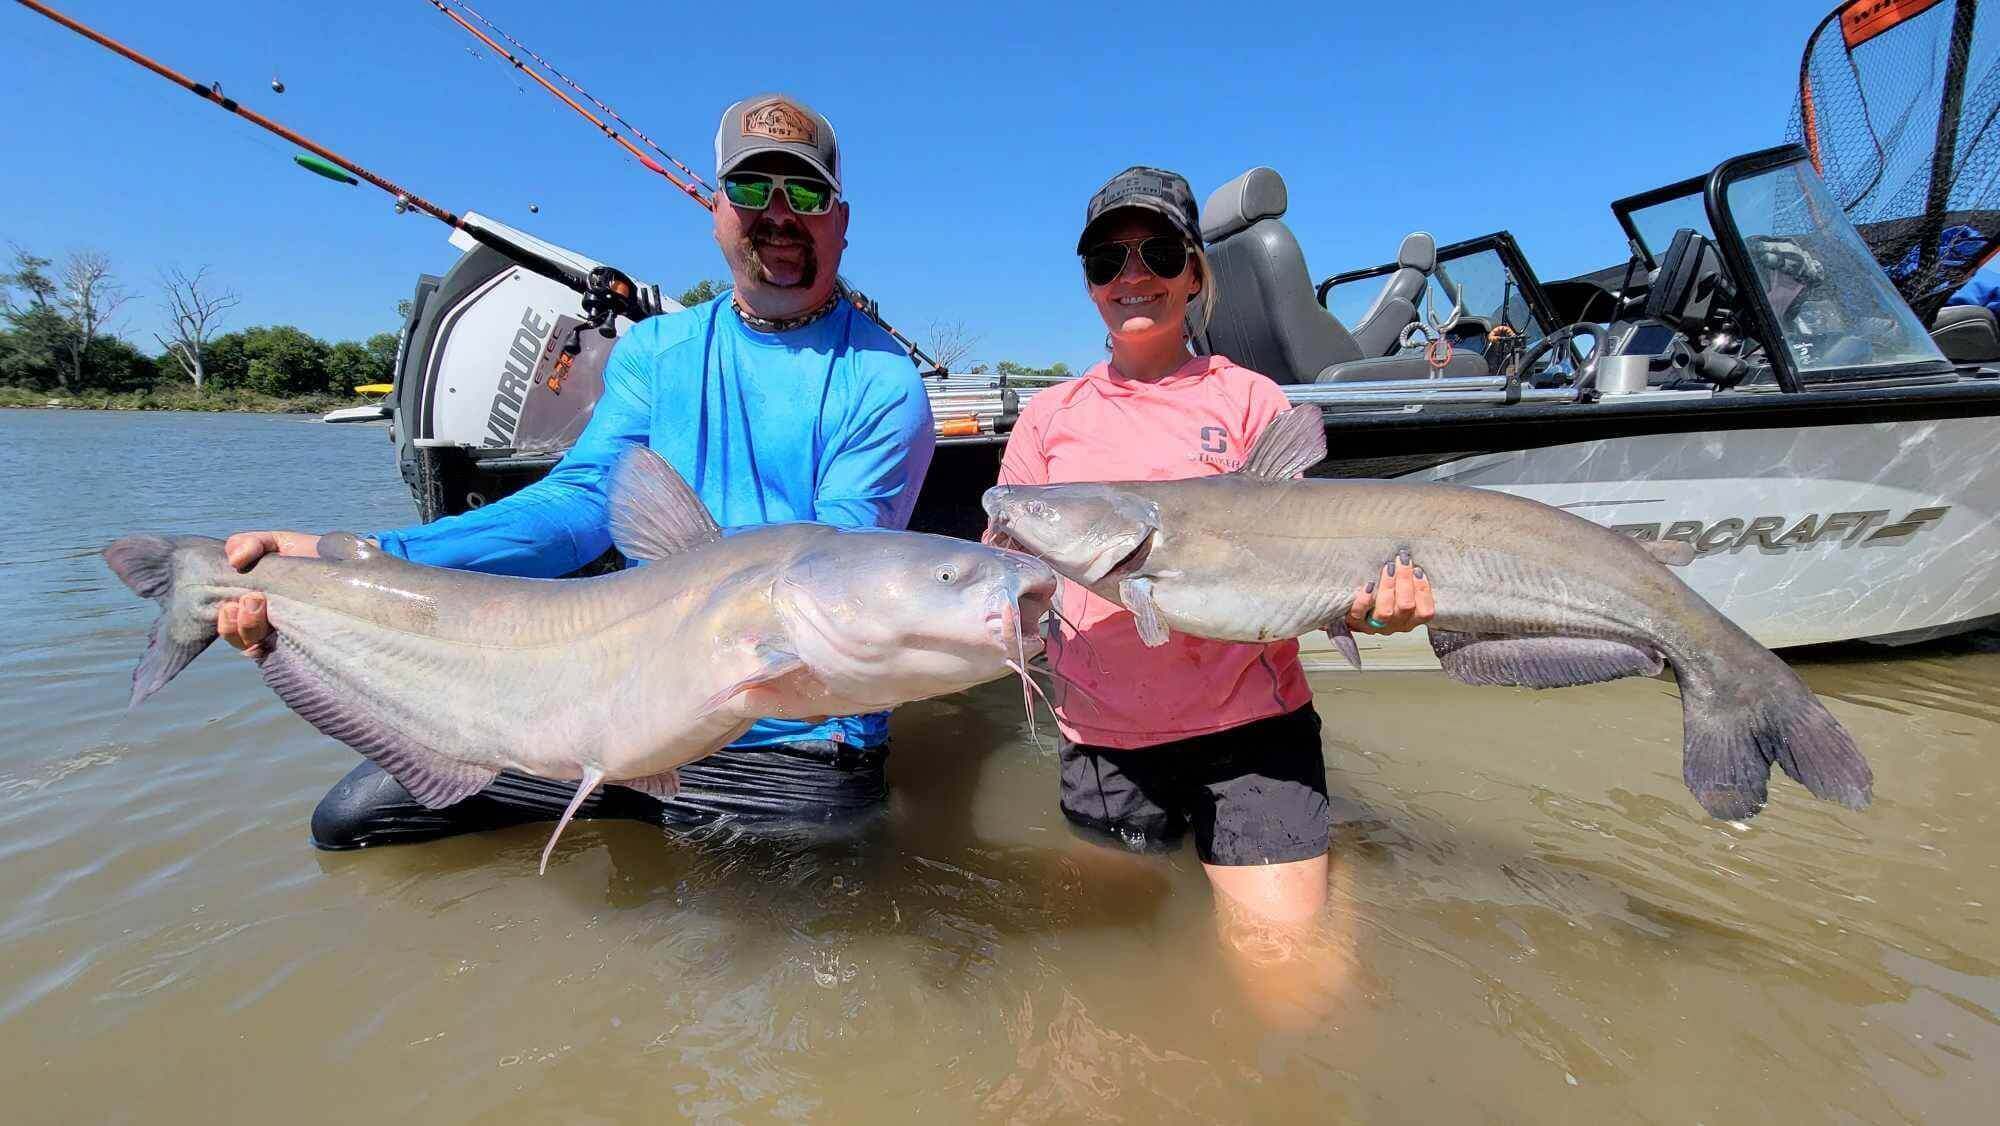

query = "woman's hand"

[216,531,323,659]
[1346,550,1435,635]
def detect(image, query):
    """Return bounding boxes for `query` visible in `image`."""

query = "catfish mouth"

[1090,530,1155,585]
[1018,588,1055,635]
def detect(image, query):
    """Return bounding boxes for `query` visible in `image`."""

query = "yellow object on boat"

[354,384,394,396]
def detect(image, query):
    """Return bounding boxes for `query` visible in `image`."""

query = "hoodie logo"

[1198,426,1228,454]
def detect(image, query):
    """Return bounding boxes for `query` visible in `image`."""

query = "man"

[217,94,935,849]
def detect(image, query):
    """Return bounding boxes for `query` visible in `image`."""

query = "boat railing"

[1280,377,1582,407]
[920,372,1594,438]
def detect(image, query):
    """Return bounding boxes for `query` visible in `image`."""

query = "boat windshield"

[1625,192,1714,263]
[1325,244,1548,362]
[1722,159,1949,380]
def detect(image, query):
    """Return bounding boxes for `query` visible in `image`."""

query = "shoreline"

[0,386,370,415]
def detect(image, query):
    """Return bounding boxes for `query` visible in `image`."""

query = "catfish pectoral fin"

[1326,620,1363,671]
[696,647,808,718]
[1643,539,1697,567]
[1119,577,1170,648]
[540,766,605,876]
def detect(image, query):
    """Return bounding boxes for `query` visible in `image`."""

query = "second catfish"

[982,404,1872,820]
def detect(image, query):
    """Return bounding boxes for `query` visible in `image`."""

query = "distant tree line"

[1,243,398,400]
[3,250,1068,400]
[980,359,1072,378]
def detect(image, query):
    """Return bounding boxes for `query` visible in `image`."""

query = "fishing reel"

[539,267,656,395]
[579,265,648,340]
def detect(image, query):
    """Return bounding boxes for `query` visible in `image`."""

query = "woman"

[989,166,1435,987]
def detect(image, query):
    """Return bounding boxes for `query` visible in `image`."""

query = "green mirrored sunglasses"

[722,172,838,215]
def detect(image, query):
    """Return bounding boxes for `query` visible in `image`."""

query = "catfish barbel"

[982,405,1871,820]
[107,448,1057,871]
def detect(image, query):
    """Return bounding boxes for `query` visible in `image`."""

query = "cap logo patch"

[742,101,817,145]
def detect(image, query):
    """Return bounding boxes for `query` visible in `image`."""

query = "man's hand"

[217,531,322,659]
[1346,549,1435,636]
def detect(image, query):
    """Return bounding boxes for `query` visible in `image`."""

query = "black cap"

[1076,166,1202,253]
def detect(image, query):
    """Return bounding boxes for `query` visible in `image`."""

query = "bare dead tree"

[923,319,981,372]
[52,249,130,391]
[153,266,240,392]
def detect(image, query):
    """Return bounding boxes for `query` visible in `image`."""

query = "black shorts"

[1058,703,1330,867]
[311,740,889,851]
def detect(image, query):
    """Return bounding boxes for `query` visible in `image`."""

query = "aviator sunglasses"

[722,172,839,215]
[1081,236,1190,287]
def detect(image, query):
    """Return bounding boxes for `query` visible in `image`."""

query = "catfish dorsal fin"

[609,447,723,562]
[1237,404,1327,480]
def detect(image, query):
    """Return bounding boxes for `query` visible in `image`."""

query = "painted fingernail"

[1398,549,1412,566]
[1386,561,1396,576]
[1364,581,1377,594]
[1413,566,1426,580]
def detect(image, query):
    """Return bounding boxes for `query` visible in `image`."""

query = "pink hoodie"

[997,354,1313,749]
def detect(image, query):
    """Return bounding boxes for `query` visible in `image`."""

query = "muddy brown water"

[2,409,1995,1123]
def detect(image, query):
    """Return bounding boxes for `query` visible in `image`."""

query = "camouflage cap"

[1076,166,1201,253]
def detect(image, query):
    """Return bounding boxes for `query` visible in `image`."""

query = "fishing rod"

[420,0,711,208]
[422,0,948,372]
[431,0,714,199]
[14,0,460,227]
[12,0,651,336]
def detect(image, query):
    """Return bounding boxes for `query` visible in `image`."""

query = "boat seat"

[1319,349,1489,381]
[1195,168,1481,383]
[1195,167,1365,384]
[1931,303,2000,363]
[1349,232,1436,357]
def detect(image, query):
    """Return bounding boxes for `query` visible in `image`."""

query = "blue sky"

[1,0,1833,369]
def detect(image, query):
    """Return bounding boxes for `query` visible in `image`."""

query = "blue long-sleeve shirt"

[1948,270,2000,315]
[374,294,936,748]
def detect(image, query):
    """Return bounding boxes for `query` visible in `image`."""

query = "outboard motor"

[385,214,670,520]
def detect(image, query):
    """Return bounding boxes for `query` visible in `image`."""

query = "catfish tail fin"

[1674,645,1872,819]
[103,535,229,709]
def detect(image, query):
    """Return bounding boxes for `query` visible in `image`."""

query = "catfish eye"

[934,565,959,584]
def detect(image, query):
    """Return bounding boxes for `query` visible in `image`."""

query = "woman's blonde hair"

[1186,241,1218,338]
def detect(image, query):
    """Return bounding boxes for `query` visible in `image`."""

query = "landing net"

[1789,0,2000,317]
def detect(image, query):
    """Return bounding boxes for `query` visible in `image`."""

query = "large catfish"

[107,448,1058,871]
[981,405,1871,820]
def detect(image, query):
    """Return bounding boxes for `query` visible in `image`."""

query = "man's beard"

[739,221,818,289]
